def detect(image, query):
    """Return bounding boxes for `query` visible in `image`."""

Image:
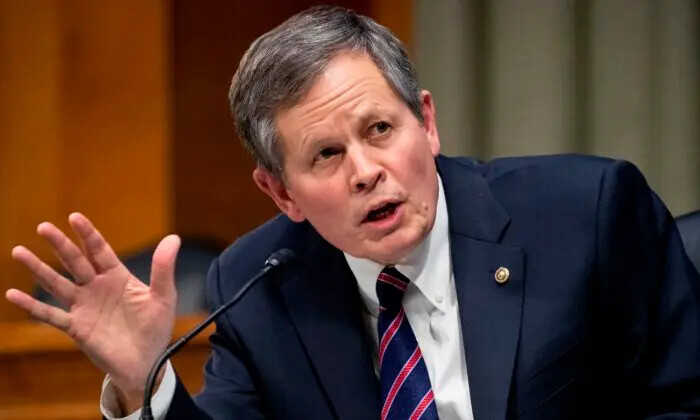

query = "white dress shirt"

[101,175,473,420]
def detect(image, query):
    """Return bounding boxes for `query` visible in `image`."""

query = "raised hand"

[5,213,181,402]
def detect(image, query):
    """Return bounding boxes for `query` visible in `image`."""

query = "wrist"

[113,365,167,415]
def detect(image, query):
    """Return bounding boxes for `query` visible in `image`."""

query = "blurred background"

[0,0,697,418]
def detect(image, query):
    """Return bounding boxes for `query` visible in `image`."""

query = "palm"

[70,270,173,385]
[5,213,180,392]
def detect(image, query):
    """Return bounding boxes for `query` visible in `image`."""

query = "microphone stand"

[140,249,294,420]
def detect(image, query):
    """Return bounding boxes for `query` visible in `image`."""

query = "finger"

[11,246,77,306]
[150,234,181,298]
[68,212,121,273]
[5,289,71,331]
[37,222,97,285]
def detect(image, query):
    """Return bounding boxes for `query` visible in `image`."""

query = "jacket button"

[495,267,510,284]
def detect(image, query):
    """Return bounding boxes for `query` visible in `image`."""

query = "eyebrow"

[298,105,388,152]
[300,135,335,157]
[357,111,380,130]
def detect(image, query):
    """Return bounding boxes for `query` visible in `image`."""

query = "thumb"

[150,234,181,298]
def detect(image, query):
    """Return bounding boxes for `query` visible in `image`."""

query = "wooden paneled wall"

[0,0,171,321]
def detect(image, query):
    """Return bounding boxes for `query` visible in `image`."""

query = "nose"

[348,147,384,194]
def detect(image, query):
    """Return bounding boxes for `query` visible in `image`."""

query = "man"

[5,6,700,419]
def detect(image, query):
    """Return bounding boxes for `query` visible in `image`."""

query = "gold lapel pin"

[495,267,510,284]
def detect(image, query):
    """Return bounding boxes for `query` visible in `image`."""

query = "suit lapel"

[438,156,525,420]
[450,235,524,420]
[280,227,380,419]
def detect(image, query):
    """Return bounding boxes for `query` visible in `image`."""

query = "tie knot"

[376,266,410,312]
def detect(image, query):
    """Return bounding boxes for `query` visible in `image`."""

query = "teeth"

[367,203,395,221]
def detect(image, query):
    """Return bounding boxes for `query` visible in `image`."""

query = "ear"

[252,166,306,222]
[420,90,441,156]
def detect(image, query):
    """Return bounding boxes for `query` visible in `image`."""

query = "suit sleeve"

[595,160,700,418]
[165,257,266,420]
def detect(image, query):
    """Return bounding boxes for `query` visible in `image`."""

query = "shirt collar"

[344,175,451,316]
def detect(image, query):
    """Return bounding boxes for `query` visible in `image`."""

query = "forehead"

[303,52,390,100]
[276,52,401,135]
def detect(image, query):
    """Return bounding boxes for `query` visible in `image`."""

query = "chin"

[364,227,426,264]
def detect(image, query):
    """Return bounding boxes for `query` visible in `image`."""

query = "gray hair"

[228,5,423,178]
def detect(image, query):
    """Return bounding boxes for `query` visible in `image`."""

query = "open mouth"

[363,202,399,223]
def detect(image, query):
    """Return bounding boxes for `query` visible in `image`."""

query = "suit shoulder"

[483,154,616,181]
[477,154,645,195]
[212,214,308,293]
[469,154,649,215]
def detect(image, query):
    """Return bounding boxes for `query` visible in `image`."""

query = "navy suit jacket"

[677,210,700,274]
[165,155,700,419]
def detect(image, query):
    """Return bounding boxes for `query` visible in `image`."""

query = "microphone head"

[265,248,296,267]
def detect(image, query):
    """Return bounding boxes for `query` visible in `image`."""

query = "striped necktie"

[376,266,440,420]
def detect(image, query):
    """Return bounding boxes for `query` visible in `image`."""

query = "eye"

[314,147,340,162]
[368,121,392,137]
[319,148,336,159]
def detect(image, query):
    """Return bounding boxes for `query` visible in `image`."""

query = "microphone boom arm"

[140,249,294,420]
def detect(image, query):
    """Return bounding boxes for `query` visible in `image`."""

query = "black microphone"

[140,248,295,420]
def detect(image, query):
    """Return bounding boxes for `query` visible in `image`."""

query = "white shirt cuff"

[100,360,177,420]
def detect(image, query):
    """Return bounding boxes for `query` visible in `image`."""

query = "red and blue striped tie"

[377,266,440,420]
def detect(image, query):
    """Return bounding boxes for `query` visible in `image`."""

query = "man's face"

[255,52,441,264]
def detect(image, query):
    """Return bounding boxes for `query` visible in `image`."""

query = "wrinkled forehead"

[275,53,401,139]
[274,50,380,114]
